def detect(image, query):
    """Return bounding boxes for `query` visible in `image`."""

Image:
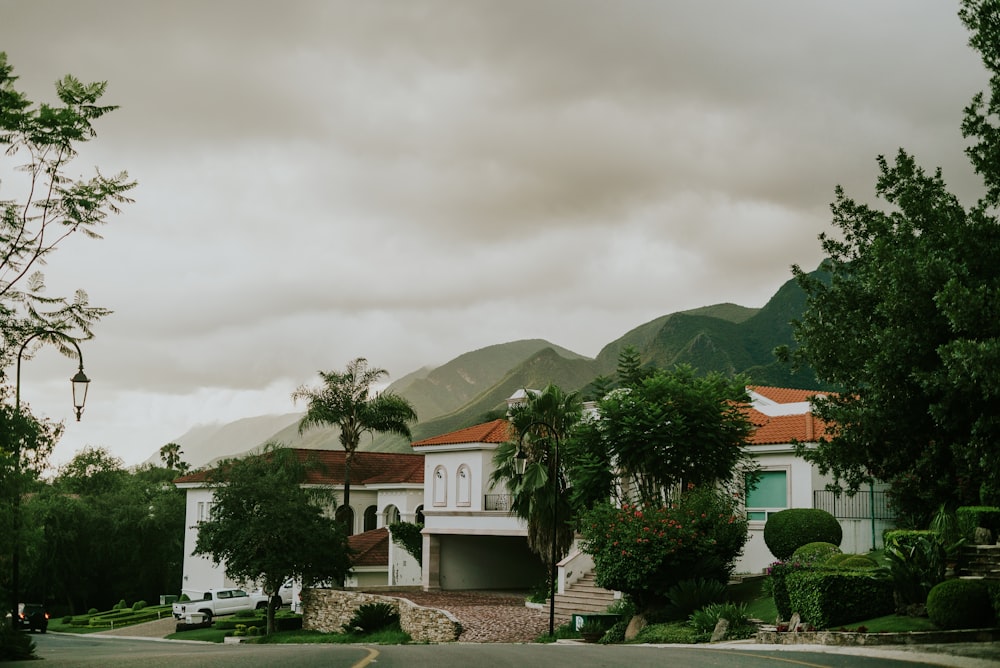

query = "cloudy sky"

[0,1,989,468]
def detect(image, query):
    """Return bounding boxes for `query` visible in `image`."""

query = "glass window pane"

[747,511,767,522]
[746,471,787,508]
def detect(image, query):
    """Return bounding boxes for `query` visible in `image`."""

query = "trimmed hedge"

[215,613,303,632]
[767,561,811,620]
[786,570,894,629]
[957,506,1000,541]
[927,579,995,630]
[838,555,879,570]
[764,509,842,560]
[791,542,842,565]
[883,529,936,552]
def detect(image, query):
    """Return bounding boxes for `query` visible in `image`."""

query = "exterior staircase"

[550,570,617,619]
[959,544,1000,580]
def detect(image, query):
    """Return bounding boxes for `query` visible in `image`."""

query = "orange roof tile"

[174,449,424,486]
[348,528,389,567]
[411,419,513,447]
[748,412,828,445]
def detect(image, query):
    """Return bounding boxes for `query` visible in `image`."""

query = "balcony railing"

[484,494,514,511]
[813,489,895,520]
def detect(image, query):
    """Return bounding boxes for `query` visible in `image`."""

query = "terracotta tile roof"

[747,385,825,404]
[348,528,389,567]
[174,449,423,486]
[748,412,828,445]
[411,419,513,447]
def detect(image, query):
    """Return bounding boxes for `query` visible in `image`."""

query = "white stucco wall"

[178,486,236,598]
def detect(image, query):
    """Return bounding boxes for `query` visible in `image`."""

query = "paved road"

[11,632,1000,668]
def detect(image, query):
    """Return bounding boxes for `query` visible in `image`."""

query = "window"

[197,501,214,522]
[363,505,378,532]
[457,464,471,506]
[433,466,447,506]
[746,470,788,522]
[415,505,425,524]
[336,506,355,535]
[384,504,400,526]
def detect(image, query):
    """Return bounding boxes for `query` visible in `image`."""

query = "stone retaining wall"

[302,589,462,643]
[757,627,1000,646]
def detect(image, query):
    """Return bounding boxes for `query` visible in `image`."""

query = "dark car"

[17,603,49,633]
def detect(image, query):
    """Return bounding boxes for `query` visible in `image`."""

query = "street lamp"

[514,420,561,638]
[9,330,90,630]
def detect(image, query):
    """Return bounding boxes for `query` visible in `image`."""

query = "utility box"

[185,612,206,624]
[160,595,178,606]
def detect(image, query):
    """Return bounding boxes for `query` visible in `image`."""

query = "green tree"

[158,442,189,473]
[490,384,582,563]
[580,486,748,613]
[0,51,134,365]
[292,358,417,530]
[783,1,1000,524]
[1,51,133,642]
[194,445,351,635]
[569,365,755,509]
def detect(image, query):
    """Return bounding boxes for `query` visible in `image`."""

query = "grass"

[166,620,411,645]
[830,613,938,634]
[48,605,175,634]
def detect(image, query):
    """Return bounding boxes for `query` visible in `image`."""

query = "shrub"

[786,570,894,628]
[662,578,728,621]
[927,579,994,630]
[233,609,257,619]
[824,553,853,568]
[792,542,842,565]
[838,555,879,570]
[883,533,947,607]
[763,509,842,560]
[767,560,810,620]
[0,624,36,661]
[599,617,629,644]
[132,600,147,611]
[61,615,73,624]
[689,602,750,634]
[87,608,99,615]
[884,529,936,552]
[956,506,1000,542]
[344,602,399,634]
[580,487,748,611]
[178,594,190,602]
[112,599,128,610]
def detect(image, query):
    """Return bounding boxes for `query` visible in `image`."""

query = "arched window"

[384,504,400,526]
[415,505,425,524]
[457,464,472,506]
[336,505,355,535]
[433,466,447,506]
[363,505,378,532]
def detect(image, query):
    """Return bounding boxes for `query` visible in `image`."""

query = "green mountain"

[166,273,824,466]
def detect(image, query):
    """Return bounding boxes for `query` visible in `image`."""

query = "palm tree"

[292,358,417,532]
[490,383,582,563]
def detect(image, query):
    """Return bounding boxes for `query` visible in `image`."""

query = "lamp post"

[9,331,90,630]
[514,420,560,638]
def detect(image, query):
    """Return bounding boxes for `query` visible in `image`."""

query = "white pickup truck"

[172,588,268,622]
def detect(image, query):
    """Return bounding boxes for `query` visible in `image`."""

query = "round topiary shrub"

[927,579,994,630]
[791,541,842,565]
[132,600,147,611]
[823,553,853,568]
[763,508,843,560]
[838,555,878,570]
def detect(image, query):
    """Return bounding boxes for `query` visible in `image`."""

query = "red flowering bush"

[580,487,748,611]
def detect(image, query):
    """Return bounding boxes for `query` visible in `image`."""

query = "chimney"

[804,409,814,441]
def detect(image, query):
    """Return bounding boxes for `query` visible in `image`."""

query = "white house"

[174,449,425,599]
[410,385,895,593]
[175,385,894,599]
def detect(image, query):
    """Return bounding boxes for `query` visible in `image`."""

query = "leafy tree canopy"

[784,0,1000,525]
[292,358,417,517]
[567,364,755,510]
[194,444,351,635]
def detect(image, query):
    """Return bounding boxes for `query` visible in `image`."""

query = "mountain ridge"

[156,275,823,468]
